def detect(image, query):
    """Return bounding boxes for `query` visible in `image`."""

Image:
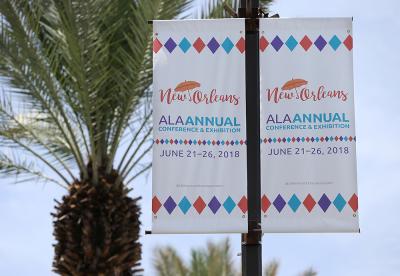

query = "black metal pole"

[239,1,262,276]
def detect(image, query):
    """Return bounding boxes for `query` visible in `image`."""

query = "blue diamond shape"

[207,37,220,53]
[178,196,191,214]
[285,35,298,51]
[164,38,177,53]
[333,194,346,212]
[179,37,191,53]
[288,194,301,212]
[271,36,284,51]
[164,196,177,214]
[221,37,234,53]
[223,196,236,214]
[329,35,341,50]
[314,35,327,51]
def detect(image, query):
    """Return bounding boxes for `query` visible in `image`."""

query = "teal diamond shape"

[178,196,191,214]
[333,194,346,212]
[329,35,341,51]
[288,194,301,212]
[223,196,236,214]
[285,35,298,51]
[221,37,234,53]
[179,38,191,53]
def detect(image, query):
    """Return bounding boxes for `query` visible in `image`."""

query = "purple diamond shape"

[273,195,286,213]
[271,36,283,51]
[164,38,177,53]
[314,35,327,51]
[164,196,177,214]
[207,37,220,53]
[318,193,331,212]
[208,196,221,214]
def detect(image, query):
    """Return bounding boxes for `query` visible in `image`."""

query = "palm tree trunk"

[52,166,142,275]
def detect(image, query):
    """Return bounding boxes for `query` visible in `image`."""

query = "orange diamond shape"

[152,196,162,214]
[236,37,245,53]
[343,35,353,50]
[261,195,271,213]
[238,196,248,214]
[303,194,316,212]
[300,35,312,51]
[348,194,358,212]
[259,36,269,52]
[193,196,206,214]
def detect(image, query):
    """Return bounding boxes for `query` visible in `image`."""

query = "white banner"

[152,19,247,233]
[260,18,359,232]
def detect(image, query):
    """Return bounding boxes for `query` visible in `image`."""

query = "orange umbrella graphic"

[174,81,201,92]
[281,78,308,91]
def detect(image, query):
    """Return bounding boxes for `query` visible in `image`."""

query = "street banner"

[152,19,248,233]
[259,18,359,232]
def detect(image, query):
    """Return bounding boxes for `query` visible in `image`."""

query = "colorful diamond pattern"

[154,35,353,54]
[260,136,356,144]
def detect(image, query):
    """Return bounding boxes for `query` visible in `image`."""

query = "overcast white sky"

[1,0,399,275]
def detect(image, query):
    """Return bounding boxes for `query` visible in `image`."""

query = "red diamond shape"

[212,140,216,145]
[277,138,281,143]
[184,139,188,145]
[348,194,358,212]
[193,196,206,214]
[300,35,312,51]
[335,136,339,141]
[198,139,202,145]
[240,140,244,145]
[303,194,316,212]
[152,196,162,214]
[193,38,206,53]
[170,139,174,144]
[320,137,324,142]
[264,138,268,143]
[259,36,269,52]
[153,38,163,53]
[238,196,248,213]
[261,195,271,213]
[236,37,245,53]
[155,139,160,144]
[306,137,310,142]
[349,136,353,141]
[343,35,353,50]
[292,137,296,143]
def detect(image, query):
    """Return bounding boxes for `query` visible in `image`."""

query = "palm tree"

[0,0,274,275]
[0,0,192,274]
[154,238,317,276]
[154,239,236,276]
